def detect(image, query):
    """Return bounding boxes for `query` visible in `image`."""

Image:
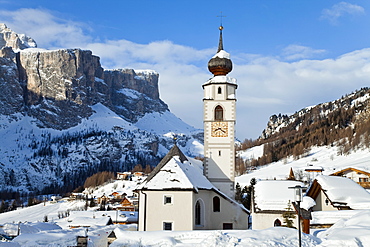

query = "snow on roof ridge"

[315,175,370,209]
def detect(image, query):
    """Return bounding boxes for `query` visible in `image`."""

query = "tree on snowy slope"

[235,178,256,210]
[239,87,370,168]
[282,200,296,228]
[83,171,115,189]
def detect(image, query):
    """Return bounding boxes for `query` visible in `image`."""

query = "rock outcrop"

[0,23,36,50]
[0,24,200,195]
[0,24,167,129]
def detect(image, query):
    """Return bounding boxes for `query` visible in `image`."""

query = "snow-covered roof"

[330,167,370,177]
[313,175,370,209]
[137,144,214,191]
[137,144,249,213]
[304,166,323,171]
[254,180,305,211]
[212,50,230,59]
[203,75,237,85]
[311,210,362,225]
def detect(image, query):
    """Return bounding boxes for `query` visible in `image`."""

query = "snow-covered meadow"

[1,144,370,246]
[1,204,370,246]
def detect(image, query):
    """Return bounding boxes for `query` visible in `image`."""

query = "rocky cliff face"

[0,23,36,50]
[4,46,167,129]
[0,24,200,196]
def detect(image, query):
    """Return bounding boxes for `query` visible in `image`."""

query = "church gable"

[138,144,214,191]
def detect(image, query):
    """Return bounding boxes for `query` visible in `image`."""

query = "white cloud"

[0,8,92,48]
[1,8,370,139]
[320,2,365,24]
[281,44,326,61]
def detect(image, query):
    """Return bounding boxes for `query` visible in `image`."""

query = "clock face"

[211,122,228,137]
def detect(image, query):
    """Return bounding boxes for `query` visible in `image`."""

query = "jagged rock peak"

[0,23,37,50]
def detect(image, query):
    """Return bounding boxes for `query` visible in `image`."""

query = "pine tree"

[282,200,296,228]
[235,183,242,201]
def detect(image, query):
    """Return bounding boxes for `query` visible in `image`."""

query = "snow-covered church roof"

[137,144,214,192]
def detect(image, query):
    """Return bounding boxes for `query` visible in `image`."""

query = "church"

[136,25,249,231]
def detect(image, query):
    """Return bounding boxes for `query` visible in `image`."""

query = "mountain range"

[1,23,370,199]
[0,24,202,196]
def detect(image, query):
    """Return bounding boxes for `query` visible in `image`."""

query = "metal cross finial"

[217,12,226,27]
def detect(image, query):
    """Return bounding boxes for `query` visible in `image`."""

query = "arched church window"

[218,87,222,94]
[213,196,220,212]
[274,219,281,227]
[195,200,202,225]
[214,105,223,121]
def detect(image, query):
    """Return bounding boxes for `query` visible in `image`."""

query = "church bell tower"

[203,25,237,198]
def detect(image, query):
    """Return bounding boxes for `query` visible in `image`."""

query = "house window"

[163,222,172,231]
[359,178,369,182]
[213,196,220,212]
[274,219,281,227]
[214,105,223,121]
[325,198,329,206]
[218,87,222,94]
[219,150,221,156]
[164,195,172,205]
[223,223,233,230]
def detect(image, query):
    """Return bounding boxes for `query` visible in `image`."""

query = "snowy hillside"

[236,144,370,187]
[0,102,202,194]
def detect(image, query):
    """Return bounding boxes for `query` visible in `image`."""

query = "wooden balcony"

[357,182,370,189]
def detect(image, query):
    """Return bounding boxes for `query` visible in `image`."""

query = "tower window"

[219,150,221,156]
[215,105,223,121]
[218,87,222,94]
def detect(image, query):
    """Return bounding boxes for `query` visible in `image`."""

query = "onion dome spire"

[208,25,233,76]
[218,25,224,52]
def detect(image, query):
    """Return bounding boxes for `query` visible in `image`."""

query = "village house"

[117,172,131,180]
[251,180,307,231]
[330,167,370,189]
[65,211,113,229]
[305,175,370,228]
[304,165,324,173]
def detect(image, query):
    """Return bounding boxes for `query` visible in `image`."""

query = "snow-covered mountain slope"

[236,144,370,187]
[260,87,370,140]
[0,25,203,195]
[0,102,202,194]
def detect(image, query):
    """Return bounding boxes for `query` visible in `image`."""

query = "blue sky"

[1,1,370,139]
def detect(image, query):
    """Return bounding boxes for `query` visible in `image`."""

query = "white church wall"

[194,190,249,230]
[138,190,193,231]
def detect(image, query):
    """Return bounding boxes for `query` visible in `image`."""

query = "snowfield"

[2,209,370,246]
[2,144,370,246]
